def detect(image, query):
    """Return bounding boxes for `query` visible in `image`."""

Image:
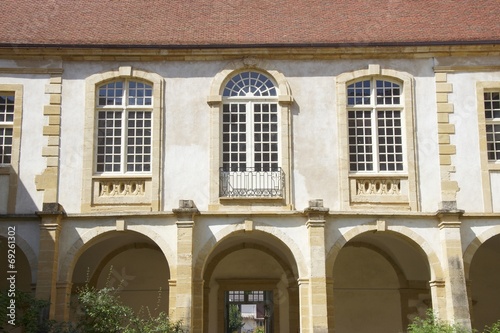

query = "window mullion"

[247,101,254,169]
[371,81,380,173]
[122,81,128,174]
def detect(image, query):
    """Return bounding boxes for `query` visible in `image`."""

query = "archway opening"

[0,235,32,292]
[70,231,170,318]
[332,231,431,333]
[202,231,299,333]
[470,234,500,331]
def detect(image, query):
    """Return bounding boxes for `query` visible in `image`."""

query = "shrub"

[407,309,471,333]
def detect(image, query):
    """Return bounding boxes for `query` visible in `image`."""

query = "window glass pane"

[0,94,15,123]
[348,110,373,171]
[347,80,371,106]
[376,80,401,106]
[377,110,404,171]
[97,81,124,106]
[0,94,15,164]
[126,111,152,172]
[128,81,153,106]
[223,71,277,97]
[96,111,122,172]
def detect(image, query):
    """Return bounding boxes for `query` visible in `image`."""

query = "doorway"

[225,290,273,333]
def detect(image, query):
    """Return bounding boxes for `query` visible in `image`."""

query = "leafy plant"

[0,290,52,333]
[483,321,500,333]
[228,304,244,333]
[408,309,471,333]
[75,285,184,333]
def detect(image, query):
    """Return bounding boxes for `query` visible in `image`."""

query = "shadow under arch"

[464,226,500,330]
[326,224,443,281]
[195,222,302,333]
[463,225,500,279]
[194,221,306,281]
[59,225,176,284]
[0,227,37,285]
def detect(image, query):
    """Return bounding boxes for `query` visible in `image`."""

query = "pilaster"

[173,200,199,332]
[55,281,72,322]
[304,199,330,333]
[437,210,471,329]
[434,71,459,210]
[35,73,63,204]
[35,203,65,320]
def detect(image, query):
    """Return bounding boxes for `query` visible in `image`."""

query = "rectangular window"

[484,91,500,161]
[0,93,15,164]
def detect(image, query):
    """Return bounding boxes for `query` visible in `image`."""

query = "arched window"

[222,71,279,174]
[208,68,293,204]
[337,65,418,210]
[347,78,405,172]
[82,67,163,212]
[95,80,153,174]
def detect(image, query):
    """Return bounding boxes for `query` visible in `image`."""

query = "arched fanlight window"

[223,71,277,97]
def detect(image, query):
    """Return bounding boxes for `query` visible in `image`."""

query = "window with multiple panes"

[95,80,153,173]
[0,93,15,164]
[484,91,500,161]
[347,78,404,172]
[222,71,279,172]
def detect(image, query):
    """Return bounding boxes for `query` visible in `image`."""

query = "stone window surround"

[476,81,500,212]
[0,84,23,214]
[336,64,419,211]
[207,62,293,211]
[81,66,163,212]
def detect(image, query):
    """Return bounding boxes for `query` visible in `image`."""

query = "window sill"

[349,174,410,207]
[92,175,152,206]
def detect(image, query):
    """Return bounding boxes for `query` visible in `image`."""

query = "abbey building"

[0,1,499,332]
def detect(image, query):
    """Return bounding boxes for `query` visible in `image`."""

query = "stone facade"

[1,45,500,332]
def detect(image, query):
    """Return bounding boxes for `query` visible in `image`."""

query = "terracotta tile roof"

[1,0,499,47]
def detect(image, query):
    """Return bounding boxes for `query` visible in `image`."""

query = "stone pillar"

[54,282,72,322]
[304,199,330,333]
[35,203,64,320]
[438,210,471,329]
[298,278,310,333]
[429,280,447,321]
[173,200,199,332]
[192,279,204,333]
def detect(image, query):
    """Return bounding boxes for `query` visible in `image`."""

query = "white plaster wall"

[448,71,500,212]
[0,74,48,212]
[56,57,494,214]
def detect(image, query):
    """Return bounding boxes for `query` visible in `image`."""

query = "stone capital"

[173,200,199,223]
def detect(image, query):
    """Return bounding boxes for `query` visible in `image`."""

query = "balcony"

[219,167,285,198]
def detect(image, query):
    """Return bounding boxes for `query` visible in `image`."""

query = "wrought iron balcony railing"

[219,167,285,198]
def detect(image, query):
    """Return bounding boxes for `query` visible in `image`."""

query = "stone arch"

[194,220,306,281]
[0,226,37,278]
[463,225,500,279]
[196,220,302,333]
[0,227,37,284]
[59,224,175,283]
[208,59,293,101]
[326,223,443,281]
[345,241,409,287]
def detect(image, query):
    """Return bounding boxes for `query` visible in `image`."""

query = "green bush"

[483,321,500,333]
[1,287,184,333]
[75,285,184,333]
[408,310,471,333]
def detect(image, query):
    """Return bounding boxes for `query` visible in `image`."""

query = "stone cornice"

[0,44,498,61]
